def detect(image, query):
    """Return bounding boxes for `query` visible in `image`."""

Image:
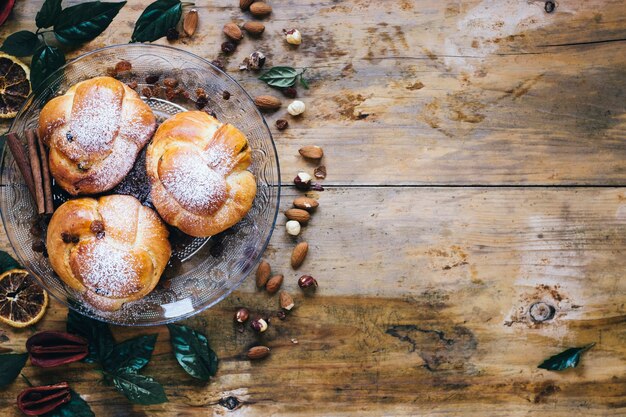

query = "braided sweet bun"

[146,111,256,237]
[46,195,171,311]
[38,76,156,195]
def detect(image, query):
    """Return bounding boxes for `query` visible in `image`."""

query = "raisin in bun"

[46,195,171,311]
[38,76,156,195]
[146,111,256,237]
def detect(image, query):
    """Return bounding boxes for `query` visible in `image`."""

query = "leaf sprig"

[131,0,183,43]
[538,343,595,371]
[259,66,309,89]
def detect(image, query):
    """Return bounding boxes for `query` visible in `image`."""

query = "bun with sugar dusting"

[146,111,256,237]
[38,76,156,195]
[46,194,171,311]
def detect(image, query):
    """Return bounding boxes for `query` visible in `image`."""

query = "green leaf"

[0,353,28,387]
[299,75,309,89]
[0,250,21,274]
[131,0,182,43]
[259,66,299,88]
[167,324,218,381]
[112,371,168,405]
[36,0,63,29]
[0,31,41,57]
[66,309,115,364]
[538,343,595,371]
[30,45,66,91]
[42,390,95,417]
[54,1,126,45]
[103,334,157,373]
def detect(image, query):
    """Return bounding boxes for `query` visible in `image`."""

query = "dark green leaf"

[131,0,182,43]
[0,31,41,57]
[42,390,95,417]
[538,343,595,371]
[112,371,168,405]
[0,250,21,274]
[103,334,157,373]
[299,75,309,89]
[167,324,218,381]
[54,1,126,45]
[30,45,65,91]
[0,353,28,387]
[259,66,299,88]
[36,0,63,29]
[66,309,114,364]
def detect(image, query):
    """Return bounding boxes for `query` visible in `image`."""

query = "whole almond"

[291,241,308,269]
[266,274,284,294]
[250,2,272,16]
[254,95,281,111]
[285,208,310,224]
[279,291,295,310]
[299,146,324,160]
[293,196,319,210]
[223,22,243,41]
[240,0,254,10]
[183,9,198,37]
[256,260,271,288]
[243,21,265,36]
[247,345,270,360]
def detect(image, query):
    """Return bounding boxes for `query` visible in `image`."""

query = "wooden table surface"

[1,1,626,415]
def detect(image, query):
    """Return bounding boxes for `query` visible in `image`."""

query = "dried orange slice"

[0,268,48,328]
[0,52,31,119]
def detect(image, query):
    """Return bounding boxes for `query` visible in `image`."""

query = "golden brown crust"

[46,195,171,311]
[146,111,256,237]
[38,76,156,195]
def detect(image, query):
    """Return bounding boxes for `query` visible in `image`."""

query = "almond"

[247,345,270,360]
[250,2,272,16]
[183,9,198,37]
[266,274,284,294]
[293,196,319,210]
[240,0,254,10]
[285,208,310,224]
[223,22,243,41]
[254,95,281,111]
[291,241,308,269]
[256,260,271,288]
[299,145,324,160]
[243,21,265,36]
[279,291,295,310]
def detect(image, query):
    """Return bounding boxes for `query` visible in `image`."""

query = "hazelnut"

[235,308,250,323]
[294,172,312,190]
[250,318,268,333]
[284,29,302,45]
[285,220,301,236]
[287,100,306,116]
[298,275,318,291]
[245,51,266,71]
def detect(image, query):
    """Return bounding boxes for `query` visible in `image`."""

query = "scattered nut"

[285,220,301,236]
[250,318,268,333]
[287,100,306,116]
[243,21,265,36]
[247,345,270,360]
[294,172,312,190]
[298,145,323,160]
[243,51,266,70]
[235,308,250,323]
[276,119,289,130]
[183,9,198,36]
[254,95,282,111]
[223,22,243,41]
[284,29,302,45]
[240,0,254,10]
[314,165,327,179]
[291,241,309,269]
[256,260,271,288]
[280,291,295,310]
[298,275,318,291]
[293,196,319,210]
[266,274,284,294]
[285,208,310,224]
[250,2,272,16]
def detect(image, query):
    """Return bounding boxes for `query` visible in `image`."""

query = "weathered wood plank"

[1,0,626,185]
[1,187,625,415]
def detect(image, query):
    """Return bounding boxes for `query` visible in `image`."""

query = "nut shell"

[279,291,295,310]
[243,21,265,36]
[240,0,254,10]
[299,146,323,160]
[291,241,309,269]
[250,2,272,16]
[285,208,311,224]
[254,95,282,111]
[223,22,243,41]
[247,345,270,360]
[266,274,284,294]
[256,260,271,288]
[293,196,319,210]
[183,9,198,36]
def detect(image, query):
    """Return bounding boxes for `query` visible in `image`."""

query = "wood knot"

[529,302,556,323]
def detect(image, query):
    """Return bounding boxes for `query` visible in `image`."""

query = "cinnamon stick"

[35,130,54,213]
[5,133,36,200]
[25,129,45,214]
